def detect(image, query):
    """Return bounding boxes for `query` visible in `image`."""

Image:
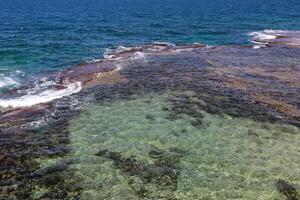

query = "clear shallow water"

[1,0,300,75]
[35,93,300,200]
[1,1,300,199]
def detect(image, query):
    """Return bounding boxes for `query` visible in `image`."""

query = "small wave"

[249,30,278,41]
[253,45,262,49]
[152,42,176,47]
[0,70,27,89]
[103,42,203,62]
[103,46,138,59]
[103,46,146,61]
[0,76,19,88]
[0,81,82,108]
[131,51,146,60]
[103,43,175,59]
[249,29,300,47]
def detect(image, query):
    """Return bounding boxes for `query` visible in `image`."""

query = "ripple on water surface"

[35,92,300,200]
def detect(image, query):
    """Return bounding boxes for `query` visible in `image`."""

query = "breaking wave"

[249,29,300,47]
[0,81,81,108]
[0,70,25,89]
[0,76,19,88]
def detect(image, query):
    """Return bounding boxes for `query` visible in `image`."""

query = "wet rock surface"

[96,148,183,198]
[276,179,299,200]
[1,40,300,199]
[250,30,300,48]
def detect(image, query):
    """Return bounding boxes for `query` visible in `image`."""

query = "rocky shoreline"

[1,34,300,199]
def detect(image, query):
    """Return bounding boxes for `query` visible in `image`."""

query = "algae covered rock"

[47,93,300,200]
[276,179,299,200]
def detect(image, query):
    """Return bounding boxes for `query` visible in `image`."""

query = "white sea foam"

[107,46,136,55]
[131,51,146,60]
[24,79,58,95]
[248,29,300,43]
[248,29,286,48]
[103,43,177,61]
[253,45,262,49]
[0,81,82,108]
[248,29,300,48]
[103,46,131,60]
[115,46,133,52]
[103,48,115,59]
[0,70,27,89]
[249,31,277,40]
[115,64,122,71]
[86,58,102,63]
[0,76,19,88]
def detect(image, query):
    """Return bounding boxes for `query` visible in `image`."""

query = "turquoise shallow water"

[35,93,300,199]
[1,0,300,75]
[1,1,300,199]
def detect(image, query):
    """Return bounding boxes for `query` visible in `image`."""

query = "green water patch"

[36,92,300,199]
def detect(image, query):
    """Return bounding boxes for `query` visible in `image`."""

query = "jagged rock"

[276,179,299,200]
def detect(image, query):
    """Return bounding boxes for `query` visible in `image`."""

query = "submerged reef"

[276,179,299,200]
[35,94,300,199]
[1,32,300,199]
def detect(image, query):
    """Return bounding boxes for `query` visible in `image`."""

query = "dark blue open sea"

[1,1,300,199]
[1,0,300,76]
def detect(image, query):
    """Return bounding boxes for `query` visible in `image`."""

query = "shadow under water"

[33,93,299,200]
[1,32,300,199]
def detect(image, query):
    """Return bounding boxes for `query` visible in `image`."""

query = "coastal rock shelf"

[0,32,300,199]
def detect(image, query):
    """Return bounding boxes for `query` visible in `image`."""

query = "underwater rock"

[133,186,149,198]
[247,129,259,137]
[169,147,188,156]
[276,179,299,200]
[1,39,300,199]
[59,61,128,89]
[62,94,300,199]
[148,149,165,159]
[33,162,68,178]
[94,149,108,157]
[166,93,205,127]
[249,30,300,48]
[99,150,180,191]
[145,114,155,121]
[0,103,79,199]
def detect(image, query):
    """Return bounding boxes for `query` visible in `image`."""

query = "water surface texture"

[1,0,300,74]
[0,0,300,200]
[65,94,300,199]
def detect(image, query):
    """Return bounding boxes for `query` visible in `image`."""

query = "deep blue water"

[1,0,300,75]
